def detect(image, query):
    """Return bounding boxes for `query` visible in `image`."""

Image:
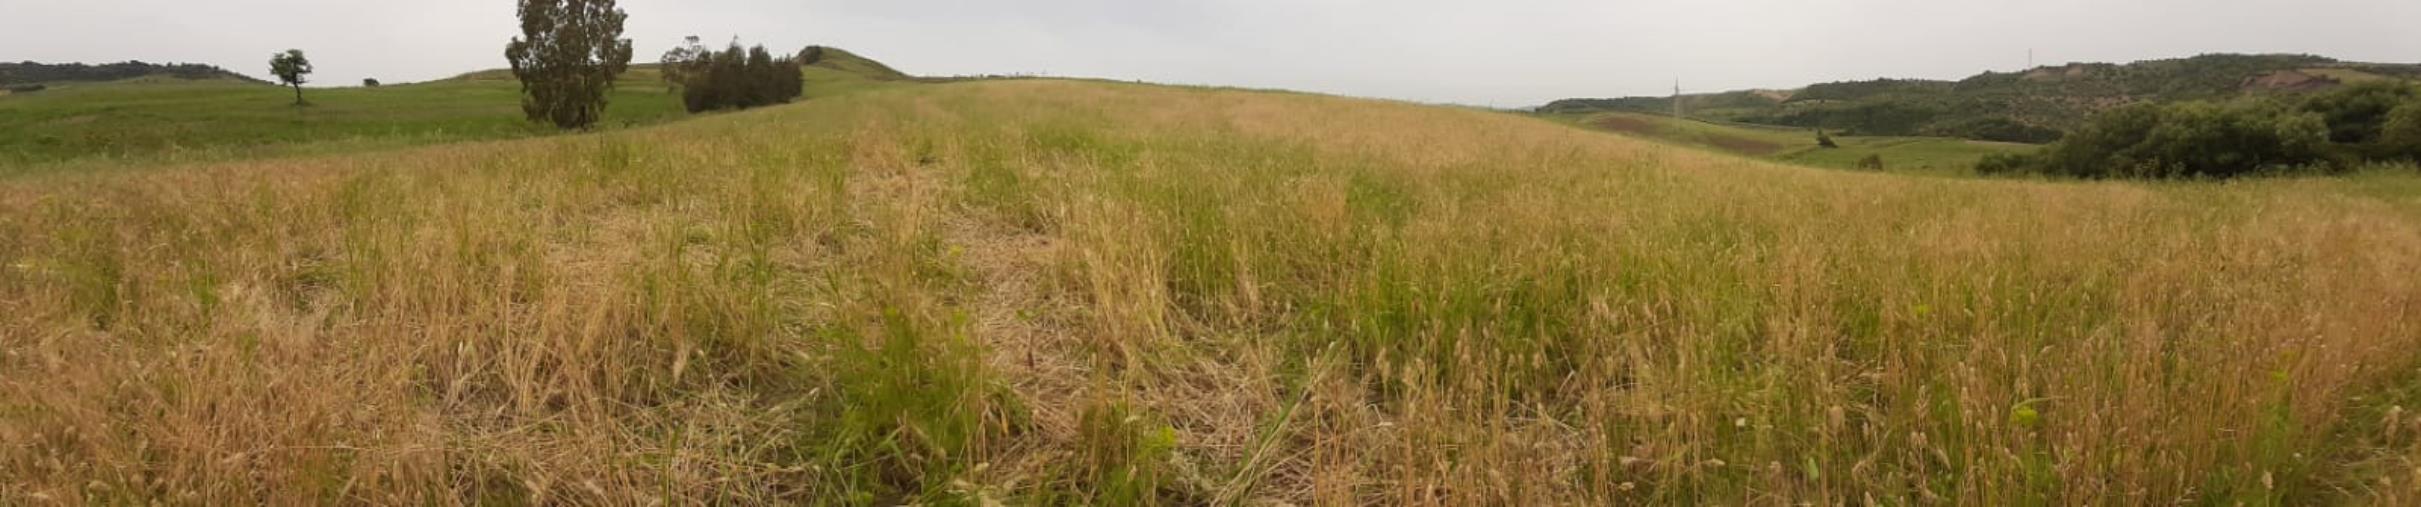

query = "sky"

[5,0,2418,107]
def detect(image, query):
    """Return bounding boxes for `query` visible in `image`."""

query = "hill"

[0,61,267,86]
[5,76,2421,504]
[799,45,911,81]
[0,50,916,171]
[1543,53,2421,142]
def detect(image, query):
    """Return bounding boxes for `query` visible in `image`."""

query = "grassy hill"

[1544,53,2421,142]
[5,75,2421,504]
[0,53,913,172]
[1546,109,2034,175]
[801,45,911,81]
[1,61,267,86]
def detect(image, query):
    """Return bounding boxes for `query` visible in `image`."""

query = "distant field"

[1549,110,2034,175]
[0,64,900,173]
[5,77,2420,504]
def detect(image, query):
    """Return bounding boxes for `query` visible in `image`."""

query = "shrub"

[362,78,380,87]
[1992,100,2330,179]
[2304,81,2421,160]
[2381,99,2421,162]
[1974,152,2034,175]
[1816,130,1839,149]
[1856,154,1885,171]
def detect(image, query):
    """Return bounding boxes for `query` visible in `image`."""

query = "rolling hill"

[0,61,267,86]
[5,70,2421,504]
[800,45,911,81]
[1543,53,2421,143]
[0,48,914,172]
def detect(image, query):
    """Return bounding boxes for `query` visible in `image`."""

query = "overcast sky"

[6,0,2417,107]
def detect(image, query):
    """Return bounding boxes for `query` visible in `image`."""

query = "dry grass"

[5,79,2421,504]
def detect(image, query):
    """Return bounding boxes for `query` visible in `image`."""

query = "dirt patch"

[2244,70,2340,93]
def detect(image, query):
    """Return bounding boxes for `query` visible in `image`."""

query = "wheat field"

[5,79,2421,504]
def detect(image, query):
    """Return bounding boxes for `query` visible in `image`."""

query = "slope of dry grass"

[5,79,2421,504]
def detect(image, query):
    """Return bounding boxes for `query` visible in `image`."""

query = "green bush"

[1983,100,2330,179]
[2300,81,2418,150]
[2382,99,2421,161]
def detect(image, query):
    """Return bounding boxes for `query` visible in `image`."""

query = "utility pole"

[1672,78,1684,119]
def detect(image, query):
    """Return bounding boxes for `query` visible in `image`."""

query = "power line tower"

[1672,79,1684,119]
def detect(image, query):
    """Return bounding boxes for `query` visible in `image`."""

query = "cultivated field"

[4,79,2421,504]
[1545,110,2033,176]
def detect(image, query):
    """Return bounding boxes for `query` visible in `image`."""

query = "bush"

[1816,130,1839,149]
[1856,154,1885,171]
[2382,99,2421,162]
[2303,81,2421,160]
[1986,100,2329,179]
[362,78,380,87]
[1974,152,2034,175]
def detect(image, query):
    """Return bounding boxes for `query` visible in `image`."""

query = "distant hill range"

[1541,54,2421,143]
[1,61,267,87]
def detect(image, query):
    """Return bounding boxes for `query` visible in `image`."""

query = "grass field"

[0,63,900,174]
[1549,110,2037,175]
[4,76,2421,504]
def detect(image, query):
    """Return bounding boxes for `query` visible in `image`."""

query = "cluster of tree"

[1977,81,2421,179]
[660,37,804,113]
[506,0,634,129]
[0,61,266,86]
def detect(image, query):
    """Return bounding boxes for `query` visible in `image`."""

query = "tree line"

[660,37,804,113]
[1978,81,2421,179]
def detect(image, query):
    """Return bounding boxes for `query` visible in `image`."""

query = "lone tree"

[504,0,633,129]
[268,49,313,106]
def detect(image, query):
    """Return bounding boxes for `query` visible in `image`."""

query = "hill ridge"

[0,61,268,86]
[1542,53,2421,142]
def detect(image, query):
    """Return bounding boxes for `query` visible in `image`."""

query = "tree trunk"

[291,84,304,106]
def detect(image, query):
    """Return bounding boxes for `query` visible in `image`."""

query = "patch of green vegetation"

[0,58,913,174]
[1544,54,2421,144]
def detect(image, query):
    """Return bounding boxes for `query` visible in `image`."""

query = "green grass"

[1549,110,2036,175]
[0,63,908,174]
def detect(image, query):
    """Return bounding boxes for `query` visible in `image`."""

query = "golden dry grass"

[4,79,2421,504]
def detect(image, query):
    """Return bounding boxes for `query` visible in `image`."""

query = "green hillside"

[1,61,267,86]
[800,45,911,81]
[1543,53,2421,143]
[0,52,914,172]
